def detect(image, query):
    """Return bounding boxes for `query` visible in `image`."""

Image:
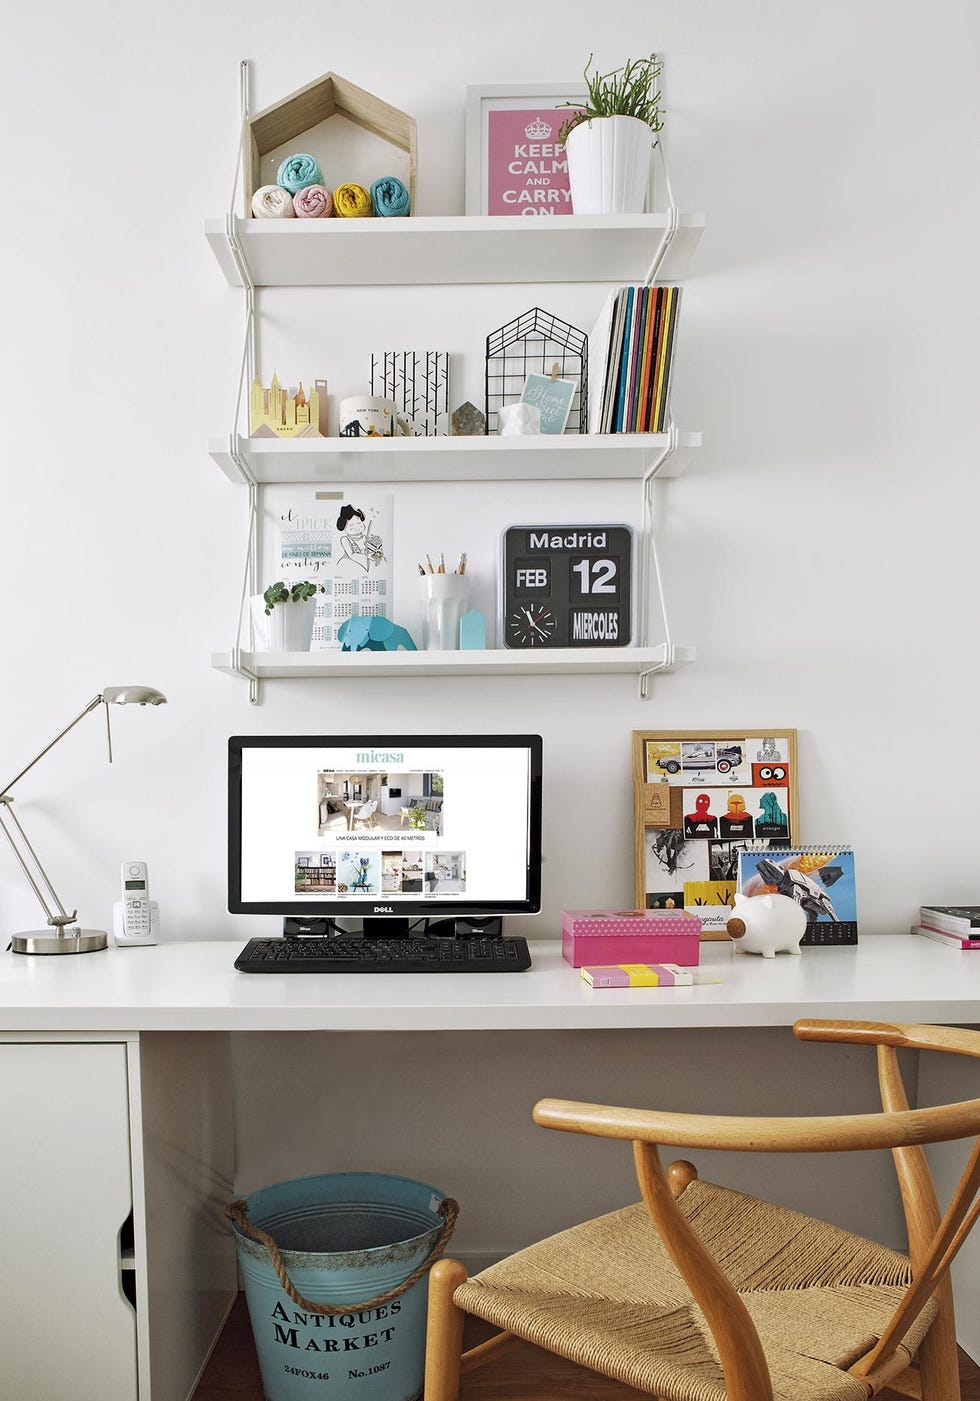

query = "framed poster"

[500,523,634,648]
[465,84,586,216]
[632,730,799,938]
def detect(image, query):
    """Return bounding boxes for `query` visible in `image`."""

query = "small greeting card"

[521,372,576,434]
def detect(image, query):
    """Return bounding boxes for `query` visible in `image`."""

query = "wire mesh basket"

[485,307,588,435]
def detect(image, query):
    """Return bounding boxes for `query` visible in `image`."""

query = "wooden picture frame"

[632,730,799,939]
[465,84,586,216]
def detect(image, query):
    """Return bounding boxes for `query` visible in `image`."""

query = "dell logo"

[374,905,394,914]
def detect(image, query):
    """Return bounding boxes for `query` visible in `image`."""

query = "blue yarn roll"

[277,153,324,194]
[371,175,411,217]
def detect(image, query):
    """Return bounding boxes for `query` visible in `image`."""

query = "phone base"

[112,900,160,946]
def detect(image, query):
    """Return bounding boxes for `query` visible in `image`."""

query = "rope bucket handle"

[225,1195,459,1316]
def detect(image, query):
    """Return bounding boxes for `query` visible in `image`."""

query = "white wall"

[1,1,977,943]
[3,0,980,1350]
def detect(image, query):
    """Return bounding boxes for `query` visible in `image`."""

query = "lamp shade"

[102,687,167,706]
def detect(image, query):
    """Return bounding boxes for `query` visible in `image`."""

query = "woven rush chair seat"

[454,1179,937,1401]
[425,1021,980,1401]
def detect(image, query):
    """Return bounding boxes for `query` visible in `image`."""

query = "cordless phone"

[115,861,156,945]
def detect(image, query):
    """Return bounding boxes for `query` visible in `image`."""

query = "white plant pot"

[564,115,653,215]
[249,595,316,651]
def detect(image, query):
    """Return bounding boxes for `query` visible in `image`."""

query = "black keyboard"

[234,935,532,974]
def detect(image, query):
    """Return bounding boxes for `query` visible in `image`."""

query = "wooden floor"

[195,1294,980,1399]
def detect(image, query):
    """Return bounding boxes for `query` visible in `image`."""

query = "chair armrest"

[533,1096,980,1153]
[795,1018,980,1060]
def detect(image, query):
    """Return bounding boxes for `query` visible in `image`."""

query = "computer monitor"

[228,734,543,936]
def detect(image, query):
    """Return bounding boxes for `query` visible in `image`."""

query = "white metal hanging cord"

[645,138,679,285]
[225,59,260,701]
[637,427,677,698]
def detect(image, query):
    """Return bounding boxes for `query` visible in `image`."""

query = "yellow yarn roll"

[333,183,373,218]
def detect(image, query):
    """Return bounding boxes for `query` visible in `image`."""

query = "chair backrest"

[534,1019,980,1398]
[357,800,377,818]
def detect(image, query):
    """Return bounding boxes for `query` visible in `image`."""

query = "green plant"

[262,580,324,615]
[558,53,664,145]
[407,803,428,831]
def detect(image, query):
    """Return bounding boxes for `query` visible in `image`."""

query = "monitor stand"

[282,915,504,939]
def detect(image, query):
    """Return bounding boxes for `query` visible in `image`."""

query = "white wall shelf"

[210,430,701,486]
[205,212,705,288]
[210,643,695,684]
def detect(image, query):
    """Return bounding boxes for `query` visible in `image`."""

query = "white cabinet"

[0,1032,237,1401]
[0,1040,138,1400]
[206,213,704,699]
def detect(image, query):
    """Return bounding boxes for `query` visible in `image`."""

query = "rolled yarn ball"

[293,183,334,218]
[251,185,295,218]
[370,175,411,217]
[333,183,373,218]
[277,152,324,194]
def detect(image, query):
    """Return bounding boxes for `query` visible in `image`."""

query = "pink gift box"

[561,908,701,968]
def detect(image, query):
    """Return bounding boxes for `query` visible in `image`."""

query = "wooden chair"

[353,800,378,828]
[425,1019,980,1401]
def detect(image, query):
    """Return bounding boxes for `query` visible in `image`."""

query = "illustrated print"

[752,762,789,788]
[756,737,782,761]
[719,792,754,838]
[742,853,839,921]
[756,789,789,838]
[336,505,387,573]
[684,793,718,838]
[649,829,694,876]
[646,889,684,909]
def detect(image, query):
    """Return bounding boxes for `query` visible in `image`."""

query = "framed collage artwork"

[632,730,800,939]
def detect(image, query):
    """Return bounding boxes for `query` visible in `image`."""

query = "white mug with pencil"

[418,552,468,650]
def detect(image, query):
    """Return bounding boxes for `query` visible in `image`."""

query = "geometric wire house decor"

[485,306,588,435]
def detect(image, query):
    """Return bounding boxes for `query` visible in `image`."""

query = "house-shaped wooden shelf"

[245,71,417,210]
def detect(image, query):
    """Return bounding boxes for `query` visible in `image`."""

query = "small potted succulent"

[558,54,664,215]
[249,580,324,652]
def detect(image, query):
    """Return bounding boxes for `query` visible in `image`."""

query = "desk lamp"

[0,686,167,955]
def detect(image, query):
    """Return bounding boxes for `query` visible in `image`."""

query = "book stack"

[913,905,980,949]
[588,285,682,434]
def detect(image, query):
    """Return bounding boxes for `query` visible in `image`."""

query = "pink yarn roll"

[293,184,334,218]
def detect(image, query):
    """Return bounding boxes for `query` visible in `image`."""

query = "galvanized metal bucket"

[227,1172,458,1401]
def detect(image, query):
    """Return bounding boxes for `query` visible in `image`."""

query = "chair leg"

[916,1282,961,1401]
[425,1257,469,1401]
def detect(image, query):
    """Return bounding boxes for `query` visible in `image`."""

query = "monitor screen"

[228,734,542,927]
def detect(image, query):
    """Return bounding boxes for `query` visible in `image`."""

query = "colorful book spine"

[913,924,980,950]
[641,287,664,431]
[613,286,636,433]
[653,286,681,432]
[634,287,657,432]
[626,286,649,432]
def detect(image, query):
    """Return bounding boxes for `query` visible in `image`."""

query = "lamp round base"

[11,928,109,955]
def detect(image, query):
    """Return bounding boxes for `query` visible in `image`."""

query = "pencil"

[457,553,467,575]
[438,553,445,574]
[417,563,426,576]
[425,554,435,574]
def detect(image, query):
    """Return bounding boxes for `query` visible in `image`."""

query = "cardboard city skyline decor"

[250,374,328,437]
[632,730,800,939]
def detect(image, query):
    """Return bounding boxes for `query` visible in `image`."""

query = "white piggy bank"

[726,891,806,958]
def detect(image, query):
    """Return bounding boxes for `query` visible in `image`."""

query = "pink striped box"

[561,908,701,968]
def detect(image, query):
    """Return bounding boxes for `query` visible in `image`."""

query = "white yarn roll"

[251,185,296,218]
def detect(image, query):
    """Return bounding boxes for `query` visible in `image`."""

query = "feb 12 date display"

[500,524,634,648]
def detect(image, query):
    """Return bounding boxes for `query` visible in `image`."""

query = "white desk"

[1,934,977,1401]
[2,934,979,1032]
